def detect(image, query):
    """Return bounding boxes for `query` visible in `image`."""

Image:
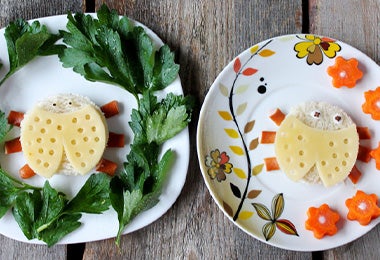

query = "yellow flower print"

[205,149,233,182]
[294,35,341,65]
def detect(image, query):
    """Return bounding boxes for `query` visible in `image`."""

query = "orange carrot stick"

[358,145,372,163]
[269,108,285,126]
[348,165,362,184]
[4,137,22,154]
[19,164,36,179]
[260,131,276,144]
[7,110,24,127]
[264,157,280,171]
[96,158,118,176]
[101,100,119,118]
[357,126,371,140]
[107,132,125,148]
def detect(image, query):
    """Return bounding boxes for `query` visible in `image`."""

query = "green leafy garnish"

[0,19,65,86]
[0,110,12,142]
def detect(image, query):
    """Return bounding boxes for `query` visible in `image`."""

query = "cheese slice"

[274,115,359,187]
[20,105,107,178]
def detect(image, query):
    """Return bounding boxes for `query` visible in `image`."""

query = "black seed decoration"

[257,85,267,94]
[335,115,342,122]
[69,102,72,105]
[260,77,265,82]
[314,111,321,118]
[53,103,56,106]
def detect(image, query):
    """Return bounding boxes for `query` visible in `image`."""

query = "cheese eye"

[333,114,342,124]
[311,110,321,119]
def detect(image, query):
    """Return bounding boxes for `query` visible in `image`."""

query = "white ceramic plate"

[0,15,189,244]
[197,34,380,251]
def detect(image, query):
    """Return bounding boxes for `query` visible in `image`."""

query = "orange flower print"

[362,87,380,120]
[294,35,341,65]
[345,190,380,226]
[205,149,233,182]
[305,204,340,239]
[327,56,363,88]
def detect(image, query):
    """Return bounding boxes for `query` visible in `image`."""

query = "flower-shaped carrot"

[362,87,380,120]
[327,56,363,88]
[370,142,380,170]
[305,204,340,239]
[345,190,380,225]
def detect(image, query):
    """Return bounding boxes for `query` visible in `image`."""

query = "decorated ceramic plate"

[197,34,380,251]
[0,15,189,244]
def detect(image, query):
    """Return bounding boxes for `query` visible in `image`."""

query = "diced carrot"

[348,165,362,184]
[260,131,276,144]
[357,126,371,140]
[96,158,118,176]
[264,157,280,171]
[269,108,285,126]
[107,132,125,148]
[358,145,371,163]
[19,164,36,179]
[101,100,119,118]
[305,204,340,239]
[345,190,380,225]
[7,110,24,127]
[4,137,22,154]
[327,56,363,88]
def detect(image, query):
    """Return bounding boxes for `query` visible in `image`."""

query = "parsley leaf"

[0,19,65,86]
[0,110,12,143]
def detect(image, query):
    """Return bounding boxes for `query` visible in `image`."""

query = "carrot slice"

[107,132,125,148]
[345,190,380,225]
[305,204,340,239]
[362,87,380,120]
[370,143,380,169]
[7,110,24,127]
[19,164,36,179]
[358,145,372,163]
[348,165,362,184]
[101,100,119,118]
[260,131,276,144]
[269,108,285,126]
[357,126,371,140]
[96,158,118,176]
[4,137,22,154]
[327,56,363,88]
[264,157,280,171]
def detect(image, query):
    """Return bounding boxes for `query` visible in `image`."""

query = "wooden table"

[0,0,379,259]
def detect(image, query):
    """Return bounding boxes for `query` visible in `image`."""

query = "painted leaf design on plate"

[223,201,234,217]
[252,203,272,221]
[252,164,264,176]
[235,84,249,94]
[236,102,247,115]
[230,145,244,155]
[244,120,255,133]
[234,167,247,179]
[276,219,299,236]
[250,45,259,54]
[249,138,259,150]
[271,193,284,219]
[218,111,233,121]
[219,83,229,97]
[224,128,239,138]
[262,222,276,241]
[239,211,254,220]
[230,182,241,198]
[247,189,262,199]
[259,49,275,57]
[242,68,258,76]
[233,57,241,73]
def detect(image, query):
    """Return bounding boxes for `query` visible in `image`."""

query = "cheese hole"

[342,160,347,166]
[329,141,334,147]
[344,152,350,158]
[94,137,100,142]
[299,162,305,168]
[77,128,84,133]
[81,162,86,168]
[299,150,304,156]
[38,148,44,154]
[332,153,337,159]
[321,160,326,166]
[72,117,77,123]
[57,125,62,131]
[83,137,89,142]
[297,135,303,141]
[89,149,95,155]
[34,117,40,122]
[49,150,54,156]
[85,114,91,120]
[28,125,33,131]
[36,159,41,165]
[46,119,52,125]
[40,128,46,134]
[36,138,42,143]
[50,138,56,143]
[335,166,340,172]
[91,126,96,132]
[286,157,291,163]
[71,139,77,145]
[75,152,81,158]
[284,144,289,150]
[44,162,49,168]
[343,138,348,144]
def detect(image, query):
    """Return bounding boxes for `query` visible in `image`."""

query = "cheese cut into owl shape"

[274,102,359,187]
[20,94,108,178]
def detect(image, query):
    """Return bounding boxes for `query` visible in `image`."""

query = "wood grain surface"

[0,0,379,259]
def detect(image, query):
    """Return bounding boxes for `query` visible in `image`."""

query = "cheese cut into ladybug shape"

[274,102,359,187]
[20,94,108,178]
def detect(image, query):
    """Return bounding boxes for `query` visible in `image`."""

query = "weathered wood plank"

[309,0,380,259]
[0,1,83,259]
[84,1,310,259]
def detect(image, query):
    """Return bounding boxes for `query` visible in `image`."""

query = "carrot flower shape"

[305,204,340,239]
[370,142,380,170]
[362,87,380,120]
[327,56,363,88]
[345,190,380,226]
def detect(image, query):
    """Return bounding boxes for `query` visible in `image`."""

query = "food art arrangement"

[197,35,380,251]
[0,5,193,246]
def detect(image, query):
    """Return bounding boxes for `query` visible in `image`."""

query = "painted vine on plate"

[205,40,298,241]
